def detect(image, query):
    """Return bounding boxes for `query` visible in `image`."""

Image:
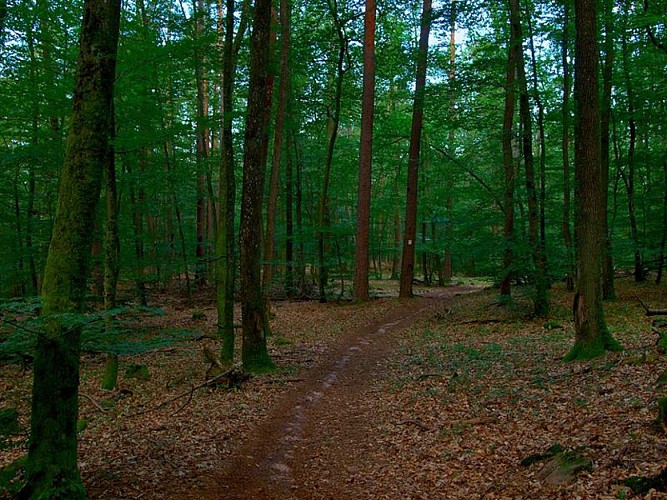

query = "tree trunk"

[263,0,291,293]
[194,0,210,288]
[318,0,347,303]
[353,0,376,302]
[399,0,432,298]
[216,0,239,364]
[500,4,518,299]
[561,3,575,292]
[566,0,622,361]
[526,9,550,292]
[444,2,457,283]
[601,0,616,299]
[20,0,120,496]
[101,104,120,391]
[240,0,274,371]
[657,161,667,285]
[620,5,644,283]
[511,0,549,316]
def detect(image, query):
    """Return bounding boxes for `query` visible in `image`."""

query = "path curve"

[190,286,477,499]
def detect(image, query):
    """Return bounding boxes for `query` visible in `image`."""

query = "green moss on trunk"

[21,0,121,497]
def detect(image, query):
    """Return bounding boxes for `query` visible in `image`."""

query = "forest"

[0,0,666,497]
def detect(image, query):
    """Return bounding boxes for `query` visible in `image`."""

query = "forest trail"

[192,286,478,499]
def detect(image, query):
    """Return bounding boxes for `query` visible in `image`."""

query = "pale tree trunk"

[353,0,376,301]
[20,0,120,496]
[240,0,274,371]
[566,0,622,361]
[399,0,432,298]
[263,0,291,293]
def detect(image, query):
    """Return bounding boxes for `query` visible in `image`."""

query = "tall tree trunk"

[216,0,239,364]
[510,0,549,316]
[125,159,148,306]
[620,5,644,282]
[353,0,376,301]
[561,3,575,292]
[318,0,347,303]
[657,161,667,285]
[194,0,210,288]
[20,0,120,496]
[293,129,306,294]
[526,8,549,290]
[101,109,120,391]
[240,0,274,371]
[566,0,622,361]
[399,0,432,298]
[601,0,616,299]
[444,1,457,282]
[285,120,295,297]
[500,5,518,299]
[263,0,291,293]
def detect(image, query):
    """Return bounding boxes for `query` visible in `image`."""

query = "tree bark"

[657,161,667,285]
[240,0,274,371]
[511,0,549,316]
[566,0,622,361]
[353,0,376,301]
[500,4,518,299]
[194,0,210,288]
[600,0,616,299]
[216,0,239,364]
[101,103,120,391]
[20,0,120,496]
[620,3,644,283]
[263,0,291,293]
[561,3,575,292]
[318,0,348,303]
[399,0,432,298]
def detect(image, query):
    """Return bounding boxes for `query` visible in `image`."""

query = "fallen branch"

[636,294,667,316]
[80,392,109,413]
[397,419,432,431]
[130,368,240,417]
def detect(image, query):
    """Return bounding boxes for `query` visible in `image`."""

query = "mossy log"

[622,467,667,494]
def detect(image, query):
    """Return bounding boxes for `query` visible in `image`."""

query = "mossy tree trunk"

[239,0,274,372]
[19,0,121,497]
[565,0,621,361]
[101,103,120,391]
[216,0,238,364]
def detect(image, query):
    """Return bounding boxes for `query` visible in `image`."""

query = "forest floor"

[2,277,667,499]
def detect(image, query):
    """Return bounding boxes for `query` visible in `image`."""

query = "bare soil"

[192,288,475,499]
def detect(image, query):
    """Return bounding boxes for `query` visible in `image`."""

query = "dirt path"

[191,286,477,499]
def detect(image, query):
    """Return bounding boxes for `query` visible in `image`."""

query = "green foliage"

[0,299,200,363]
[124,363,150,380]
[0,456,27,497]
